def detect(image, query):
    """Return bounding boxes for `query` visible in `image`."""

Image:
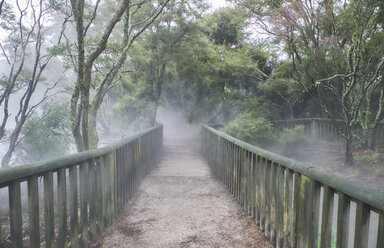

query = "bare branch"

[316,73,352,83]
[84,0,100,36]
[0,43,10,65]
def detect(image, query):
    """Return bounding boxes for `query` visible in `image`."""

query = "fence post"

[311,119,317,139]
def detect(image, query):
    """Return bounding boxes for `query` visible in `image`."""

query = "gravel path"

[100,125,270,248]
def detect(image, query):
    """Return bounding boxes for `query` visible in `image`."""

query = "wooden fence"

[202,124,384,248]
[273,118,384,146]
[0,124,163,247]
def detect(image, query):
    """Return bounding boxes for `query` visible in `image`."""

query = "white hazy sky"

[209,0,229,9]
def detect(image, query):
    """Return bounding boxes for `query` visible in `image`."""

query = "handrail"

[203,125,384,211]
[202,124,384,248]
[272,118,344,123]
[0,125,161,187]
[0,124,163,247]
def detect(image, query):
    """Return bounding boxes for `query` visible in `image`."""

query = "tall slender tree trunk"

[344,125,354,166]
[1,126,21,167]
[368,87,384,150]
[150,105,158,127]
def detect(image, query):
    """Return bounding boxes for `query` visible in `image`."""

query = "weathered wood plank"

[336,193,350,248]
[283,169,293,248]
[265,160,272,238]
[57,167,67,248]
[378,211,384,248]
[95,157,104,233]
[28,176,40,248]
[260,158,267,232]
[291,171,301,248]
[44,171,55,248]
[320,186,334,248]
[250,153,255,218]
[69,165,79,247]
[270,162,277,243]
[103,154,110,227]
[88,159,97,241]
[255,155,261,226]
[275,165,284,248]
[311,180,321,248]
[9,181,22,248]
[79,161,89,246]
[354,202,370,248]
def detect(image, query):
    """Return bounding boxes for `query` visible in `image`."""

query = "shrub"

[220,114,276,147]
[278,125,307,155]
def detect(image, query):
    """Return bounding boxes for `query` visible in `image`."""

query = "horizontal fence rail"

[0,124,163,248]
[202,124,384,248]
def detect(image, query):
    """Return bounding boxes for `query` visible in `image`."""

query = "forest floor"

[286,139,384,192]
[98,125,271,248]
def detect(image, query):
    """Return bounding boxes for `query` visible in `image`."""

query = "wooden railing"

[273,118,384,145]
[202,124,384,248]
[0,124,163,247]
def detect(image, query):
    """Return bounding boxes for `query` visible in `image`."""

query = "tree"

[204,7,246,46]
[15,101,71,163]
[67,0,170,151]
[115,0,206,127]
[233,0,384,165]
[0,0,67,167]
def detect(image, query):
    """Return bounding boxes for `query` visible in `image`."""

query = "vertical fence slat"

[284,169,293,248]
[320,186,334,248]
[89,159,97,241]
[250,153,255,218]
[96,157,104,233]
[9,181,22,248]
[254,155,260,225]
[270,162,277,243]
[311,180,321,248]
[102,155,110,227]
[260,158,266,232]
[378,212,384,248]
[57,167,67,248]
[28,176,40,248]
[79,161,89,246]
[292,171,301,247]
[69,165,79,247]
[336,193,350,248]
[354,202,370,248]
[275,165,284,248]
[265,160,271,236]
[44,171,55,248]
[299,176,310,247]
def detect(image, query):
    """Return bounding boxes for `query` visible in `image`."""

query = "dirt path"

[100,125,270,248]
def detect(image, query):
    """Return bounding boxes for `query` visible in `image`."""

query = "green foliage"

[278,125,307,147]
[48,44,67,56]
[239,97,281,121]
[16,102,72,163]
[277,125,307,156]
[203,8,246,46]
[113,77,157,129]
[221,114,276,147]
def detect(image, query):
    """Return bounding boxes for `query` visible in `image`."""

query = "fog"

[157,107,201,140]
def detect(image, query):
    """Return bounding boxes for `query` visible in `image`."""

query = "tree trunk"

[1,124,22,167]
[150,105,158,127]
[88,106,98,149]
[368,125,376,150]
[368,87,384,150]
[344,126,354,166]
